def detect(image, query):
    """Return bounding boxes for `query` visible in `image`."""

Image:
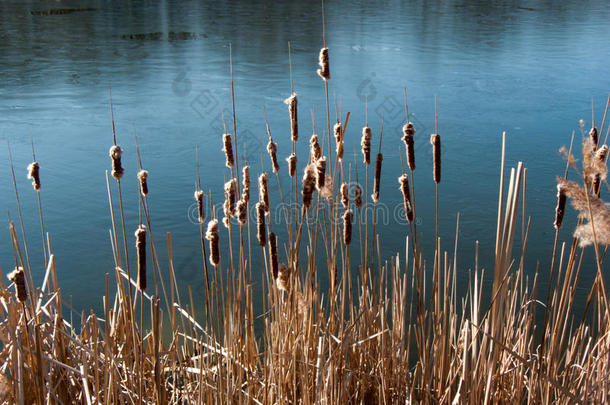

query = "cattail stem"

[135,225,147,291]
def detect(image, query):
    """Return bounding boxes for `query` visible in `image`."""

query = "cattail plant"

[194,190,204,223]
[276,264,291,292]
[590,126,599,150]
[205,219,220,265]
[135,225,147,291]
[430,133,441,184]
[372,153,383,202]
[333,122,342,144]
[137,170,149,196]
[302,164,316,211]
[259,173,270,214]
[315,157,327,190]
[287,153,297,177]
[593,145,608,194]
[267,139,280,173]
[354,183,363,208]
[222,133,234,168]
[236,199,247,225]
[343,210,353,245]
[317,47,330,81]
[269,232,279,280]
[310,134,322,161]
[27,161,41,190]
[402,122,416,171]
[284,93,298,142]
[109,145,124,179]
[241,165,250,202]
[7,267,27,302]
[334,122,344,160]
[223,178,237,228]
[361,127,372,165]
[336,140,344,161]
[398,174,413,223]
[554,183,566,230]
[256,202,266,246]
[340,182,349,208]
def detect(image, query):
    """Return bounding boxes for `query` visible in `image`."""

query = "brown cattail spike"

[109,145,124,179]
[284,93,298,142]
[554,183,566,230]
[269,232,278,280]
[310,134,322,161]
[135,225,147,291]
[277,264,291,292]
[590,127,599,150]
[256,202,266,246]
[225,179,237,214]
[593,145,608,194]
[8,267,27,302]
[194,190,204,223]
[317,47,330,81]
[241,165,250,202]
[399,174,413,223]
[137,170,149,196]
[259,173,270,214]
[315,157,327,190]
[222,133,234,168]
[430,134,441,184]
[205,220,220,265]
[361,127,372,165]
[354,184,363,208]
[343,210,353,245]
[287,153,297,177]
[267,140,280,173]
[336,140,344,161]
[236,199,247,225]
[27,161,41,190]
[333,122,342,143]
[302,164,316,211]
[402,122,416,171]
[340,182,349,208]
[372,153,383,202]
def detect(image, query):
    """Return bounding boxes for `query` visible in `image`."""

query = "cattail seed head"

[284,93,298,142]
[402,122,416,171]
[205,219,220,265]
[343,210,353,245]
[224,179,237,214]
[317,47,330,81]
[287,153,297,177]
[194,190,204,223]
[269,232,278,280]
[267,139,280,173]
[340,182,349,208]
[554,183,566,230]
[361,127,372,165]
[302,164,316,211]
[310,134,322,161]
[236,199,247,225]
[372,153,383,203]
[109,145,124,179]
[277,264,291,292]
[398,174,413,223]
[593,145,608,194]
[336,140,344,161]
[333,122,342,143]
[259,173,270,214]
[241,165,250,203]
[27,161,41,190]
[222,133,234,168]
[590,127,599,150]
[8,267,27,302]
[256,202,266,246]
[430,134,441,184]
[315,157,327,190]
[354,183,363,208]
[137,170,149,196]
[135,225,147,291]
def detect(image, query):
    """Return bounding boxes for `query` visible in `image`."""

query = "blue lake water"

[1,0,609,315]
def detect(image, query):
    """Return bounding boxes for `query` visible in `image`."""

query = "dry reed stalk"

[267,139,280,173]
[340,182,349,208]
[343,210,353,245]
[269,232,278,280]
[317,47,330,81]
[398,174,413,223]
[287,153,297,177]
[205,219,220,265]
[354,183,363,208]
[372,153,383,203]
[259,173,270,214]
[222,133,235,168]
[109,145,124,179]
[284,93,298,142]
[430,134,441,184]
[256,202,266,246]
[137,170,148,196]
[302,164,316,211]
[276,264,291,292]
[135,225,147,291]
[8,267,27,302]
[194,190,204,223]
[315,157,327,190]
[361,127,372,165]
[236,200,247,225]
[27,162,41,190]
[241,165,250,202]
[310,134,322,161]
[402,123,416,171]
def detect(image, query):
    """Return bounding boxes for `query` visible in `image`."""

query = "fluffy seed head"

[287,153,297,177]
[27,161,41,190]
[590,127,599,150]
[361,127,372,165]
[277,264,291,292]
[241,165,250,203]
[398,174,413,223]
[302,164,316,211]
[333,122,342,143]
[317,47,330,81]
[137,170,149,196]
[340,182,349,208]
[343,210,353,245]
[267,139,280,173]
[8,267,27,302]
[224,179,237,215]
[109,145,124,179]
[222,133,234,168]
[354,184,363,208]
[310,134,322,161]
[372,153,383,202]
[336,140,344,161]
[194,190,204,223]
[284,93,298,142]
[259,173,270,213]
[554,183,566,230]
[430,134,441,184]
[236,199,247,225]
[402,122,416,171]
[256,202,266,246]
[205,219,220,265]
[315,157,327,190]
[135,225,147,291]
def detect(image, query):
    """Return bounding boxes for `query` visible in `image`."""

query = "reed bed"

[1,49,610,405]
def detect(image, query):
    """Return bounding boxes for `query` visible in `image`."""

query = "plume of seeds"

[137,170,149,196]
[343,209,353,245]
[241,165,250,202]
[402,122,416,171]
[354,183,363,208]
[398,174,413,223]
[430,133,441,184]
[259,173,270,214]
[317,47,330,81]
[554,183,566,230]
[256,202,266,246]
[372,153,383,202]
[267,139,280,173]
[361,127,372,165]
[135,225,147,291]
[590,126,599,150]
[223,178,237,228]
[320,175,333,200]
[302,164,316,211]
[276,264,291,292]
[284,93,298,142]
[310,134,322,161]
[286,153,297,177]
[205,219,220,265]
[236,199,247,225]
[222,133,234,168]
[269,232,279,279]
[593,145,608,194]
[194,190,204,223]
[340,182,349,208]
[7,267,27,302]
[109,145,124,179]
[315,157,327,190]
[333,122,342,143]
[27,161,41,190]
[334,121,344,160]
